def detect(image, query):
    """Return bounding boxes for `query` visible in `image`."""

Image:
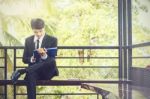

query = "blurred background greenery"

[0,0,150,99]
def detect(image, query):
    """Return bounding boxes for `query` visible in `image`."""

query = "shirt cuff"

[41,53,48,60]
[30,57,35,63]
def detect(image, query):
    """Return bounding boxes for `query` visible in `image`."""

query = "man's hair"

[31,18,45,29]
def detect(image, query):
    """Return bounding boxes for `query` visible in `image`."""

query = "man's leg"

[37,58,57,80]
[11,58,57,98]
[11,69,27,84]
[26,57,55,74]
[26,71,38,99]
[11,58,56,83]
[25,58,55,99]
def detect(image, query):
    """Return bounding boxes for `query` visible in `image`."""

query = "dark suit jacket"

[22,34,59,76]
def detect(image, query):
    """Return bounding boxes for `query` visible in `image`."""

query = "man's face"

[33,28,45,39]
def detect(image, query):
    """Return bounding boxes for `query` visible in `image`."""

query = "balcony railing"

[0,44,149,99]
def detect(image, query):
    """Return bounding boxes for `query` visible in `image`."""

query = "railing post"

[118,0,124,98]
[118,0,132,98]
[4,48,7,99]
[127,0,132,98]
[13,48,17,99]
[97,94,99,99]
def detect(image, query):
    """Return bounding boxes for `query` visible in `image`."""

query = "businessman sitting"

[11,18,59,99]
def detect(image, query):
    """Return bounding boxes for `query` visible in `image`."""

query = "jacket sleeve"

[46,37,58,59]
[22,39,31,64]
[51,37,58,48]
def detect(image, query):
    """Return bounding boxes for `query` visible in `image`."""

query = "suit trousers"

[25,58,56,99]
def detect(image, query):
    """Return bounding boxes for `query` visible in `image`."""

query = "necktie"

[36,39,39,49]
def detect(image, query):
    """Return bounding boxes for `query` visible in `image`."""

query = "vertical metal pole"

[97,94,99,99]
[123,0,128,99]
[4,48,7,99]
[118,0,123,81]
[127,0,132,98]
[127,0,132,84]
[123,0,127,80]
[13,48,16,99]
[118,0,124,98]
[102,96,105,99]
[121,0,132,99]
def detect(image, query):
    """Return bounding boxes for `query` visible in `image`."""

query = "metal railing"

[0,44,149,99]
[0,46,121,99]
[0,42,150,99]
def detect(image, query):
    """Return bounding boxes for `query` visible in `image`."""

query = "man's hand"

[37,48,47,56]
[31,56,36,63]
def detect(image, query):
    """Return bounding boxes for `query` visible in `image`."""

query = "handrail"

[0,80,131,86]
[130,42,150,48]
[0,46,119,49]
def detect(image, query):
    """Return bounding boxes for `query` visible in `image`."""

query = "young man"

[11,18,59,99]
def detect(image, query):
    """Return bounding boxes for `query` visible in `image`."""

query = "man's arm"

[22,39,32,64]
[41,37,57,60]
[51,37,57,48]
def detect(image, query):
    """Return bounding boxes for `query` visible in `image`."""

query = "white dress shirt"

[34,34,45,49]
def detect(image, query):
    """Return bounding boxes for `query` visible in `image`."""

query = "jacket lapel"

[30,36,35,51]
[41,34,47,48]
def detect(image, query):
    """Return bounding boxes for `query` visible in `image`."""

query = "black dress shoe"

[11,70,21,84]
